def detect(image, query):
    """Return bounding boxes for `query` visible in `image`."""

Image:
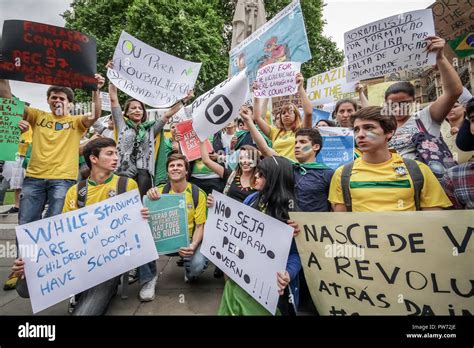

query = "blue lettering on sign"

[40,269,75,295]
[87,242,132,272]
[93,195,140,220]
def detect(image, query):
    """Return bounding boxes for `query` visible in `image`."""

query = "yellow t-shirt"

[26,107,87,180]
[158,182,207,238]
[328,153,452,212]
[269,126,295,160]
[18,128,33,156]
[63,175,138,212]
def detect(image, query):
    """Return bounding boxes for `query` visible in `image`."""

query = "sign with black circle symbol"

[204,95,234,125]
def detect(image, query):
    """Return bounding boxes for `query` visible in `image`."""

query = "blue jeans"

[19,177,76,225]
[184,244,209,282]
[72,276,120,316]
[138,244,209,284]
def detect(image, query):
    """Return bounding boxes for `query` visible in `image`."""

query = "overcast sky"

[0,0,435,110]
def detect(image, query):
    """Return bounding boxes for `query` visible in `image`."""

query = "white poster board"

[344,9,436,82]
[16,189,159,313]
[307,66,357,104]
[201,191,293,315]
[189,69,249,141]
[254,62,301,98]
[107,31,201,107]
[100,92,111,112]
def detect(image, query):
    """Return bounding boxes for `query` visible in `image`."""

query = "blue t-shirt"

[294,167,334,212]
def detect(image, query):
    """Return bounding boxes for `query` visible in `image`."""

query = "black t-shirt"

[223,168,258,203]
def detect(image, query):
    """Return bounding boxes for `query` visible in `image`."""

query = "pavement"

[0,205,225,315]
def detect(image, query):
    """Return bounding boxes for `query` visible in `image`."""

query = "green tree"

[63,0,343,104]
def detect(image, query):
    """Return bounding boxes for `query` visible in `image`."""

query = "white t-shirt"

[388,105,441,159]
[221,132,234,151]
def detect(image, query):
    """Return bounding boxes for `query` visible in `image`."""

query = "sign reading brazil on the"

[201,191,293,315]
[16,189,159,313]
[107,31,201,108]
[189,69,248,141]
[290,211,473,315]
[0,20,97,90]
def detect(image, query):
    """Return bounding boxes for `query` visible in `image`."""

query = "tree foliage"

[63,0,343,104]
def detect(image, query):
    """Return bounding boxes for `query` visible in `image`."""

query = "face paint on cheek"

[366,130,382,140]
[301,145,312,152]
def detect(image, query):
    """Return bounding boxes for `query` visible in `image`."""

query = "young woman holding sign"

[253,73,313,160]
[217,155,302,315]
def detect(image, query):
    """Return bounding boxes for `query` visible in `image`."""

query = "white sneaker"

[184,273,189,283]
[139,275,157,302]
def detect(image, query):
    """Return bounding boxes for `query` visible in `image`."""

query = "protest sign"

[291,210,473,315]
[307,66,358,104]
[201,191,293,314]
[0,20,97,90]
[311,109,331,127]
[100,92,111,112]
[0,97,24,161]
[144,194,188,255]
[16,189,158,313]
[107,31,201,108]
[254,61,301,98]
[190,69,248,141]
[344,10,436,82]
[175,119,213,161]
[367,81,396,106]
[316,127,354,169]
[229,0,311,88]
[272,93,302,119]
[430,0,474,42]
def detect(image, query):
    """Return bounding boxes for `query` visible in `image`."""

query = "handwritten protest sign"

[229,0,311,88]
[344,10,436,82]
[430,0,474,42]
[190,69,248,141]
[0,97,25,161]
[0,20,97,90]
[254,62,301,98]
[291,211,473,315]
[316,127,354,169]
[107,31,201,108]
[16,189,158,313]
[201,191,293,315]
[307,66,357,104]
[100,92,111,112]
[144,194,188,255]
[175,119,212,161]
[272,93,302,120]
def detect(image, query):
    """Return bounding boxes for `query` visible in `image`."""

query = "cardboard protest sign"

[100,92,111,112]
[254,61,301,98]
[344,10,436,82]
[0,97,24,161]
[316,127,354,170]
[430,0,474,42]
[201,191,293,315]
[0,20,97,90]
[307,66,358,104]
[144,194,188,255]
[272,93,302,119]
[16,189,158,313]
[175,119,213,162]
[107,31,201,108]
[190,69,248,141]
[229,0,311,88]
[291,211,473,315]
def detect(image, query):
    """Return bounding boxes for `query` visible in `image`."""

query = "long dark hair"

[256,156,297,221]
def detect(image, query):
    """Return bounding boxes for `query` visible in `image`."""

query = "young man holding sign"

[0,77,105,225]
[142,154,207,301]
[12,137,145,315]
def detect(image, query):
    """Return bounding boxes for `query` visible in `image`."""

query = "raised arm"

[82,74,105,128]
[106,61,120,108]
[298,73,313,129]
[252,81,271,137]
[355,82,369,108]
[161,89,194,124]
[425,36,463,123]
[240,106,277,157]
[199,140,225,178]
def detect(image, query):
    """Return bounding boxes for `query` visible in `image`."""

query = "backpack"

[341,158,424,211]
[77,176,129,208]
[162,182,200,210]
[411,118,457,180]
